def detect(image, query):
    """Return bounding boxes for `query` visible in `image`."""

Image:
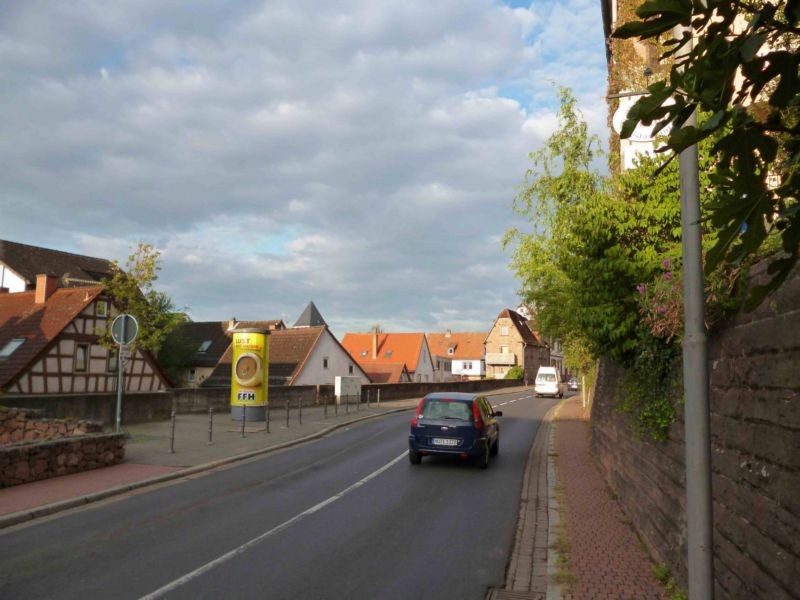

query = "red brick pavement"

[554,396,667,600]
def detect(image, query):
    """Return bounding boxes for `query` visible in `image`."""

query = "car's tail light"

[411,400,424,427]
[472,401,483,431]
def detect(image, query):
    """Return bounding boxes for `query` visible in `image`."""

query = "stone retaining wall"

[0,406,102,444]
[589,262,800,599]
[0,433,126,488]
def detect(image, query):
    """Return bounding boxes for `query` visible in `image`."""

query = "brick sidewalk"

[554,396,667,600]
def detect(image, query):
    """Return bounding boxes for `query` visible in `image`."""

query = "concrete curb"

[545,400,568,600]
[492,397,566,600]
[0,405,414,530]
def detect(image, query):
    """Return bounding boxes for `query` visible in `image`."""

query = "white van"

[534,366,562,398]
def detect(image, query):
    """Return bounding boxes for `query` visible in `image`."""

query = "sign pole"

[115,344,124,432]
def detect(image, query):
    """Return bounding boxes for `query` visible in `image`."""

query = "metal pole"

[170,410,176,454]
[582,376,586,409]
[298,394,302,425]
[675,23,714,600]
[241,404,246,438]
[208,407,214,445]
[377,389,380,405]
[266,401,271,434]
[324,393,328,419]
[366,388,370,408]
[286,397,290,428]
[335,395,339,417]
[115,345,124,432]
[345,393,349,414]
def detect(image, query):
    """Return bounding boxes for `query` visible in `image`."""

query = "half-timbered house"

[0,274,169,395]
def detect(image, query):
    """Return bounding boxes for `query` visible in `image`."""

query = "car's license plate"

[432,438,459,446]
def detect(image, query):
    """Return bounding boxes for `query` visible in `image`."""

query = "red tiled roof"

[360,362,409,384]
[0,287,102,389]
[427,332,487,359]
[341,332,427,373]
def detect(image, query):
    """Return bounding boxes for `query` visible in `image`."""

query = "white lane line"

[498,402,508,406]
[139,451,408,599]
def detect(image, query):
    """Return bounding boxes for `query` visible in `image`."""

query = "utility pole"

[675,23,714,600]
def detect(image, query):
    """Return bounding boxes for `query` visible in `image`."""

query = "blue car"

[408,392,502,469]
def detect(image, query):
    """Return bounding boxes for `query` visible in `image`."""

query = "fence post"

[266,401,271,434]
[241,404,246,438]
[377,389,381,405]
[298,394,302,425]
[208,407,214,445]
[286,397,290,428]
[170,411,176,454]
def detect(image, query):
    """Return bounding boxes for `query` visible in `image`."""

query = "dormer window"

[198,340,212,353]
[361,350,368,357]
[447,347,454,355]
[0,338,25,358]
[384,350,393,358]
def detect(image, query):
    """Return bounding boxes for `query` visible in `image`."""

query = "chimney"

[35,274,58,304]
[445,329,452,338]
[372,331,378,359]
[228,317,238,331]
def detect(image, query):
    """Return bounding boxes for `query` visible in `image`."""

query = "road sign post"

[111,314,139,433]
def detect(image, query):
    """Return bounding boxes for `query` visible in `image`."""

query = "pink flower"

[663,258,671,269]
[656,306,667,314]
[636,284,646,295]
[663,271,672,280]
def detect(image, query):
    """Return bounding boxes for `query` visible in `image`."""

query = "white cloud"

[0,0,609,334]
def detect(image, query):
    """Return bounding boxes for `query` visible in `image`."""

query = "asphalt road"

[0,389,558,600]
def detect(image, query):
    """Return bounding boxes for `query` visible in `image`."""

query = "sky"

[0,0,609,338]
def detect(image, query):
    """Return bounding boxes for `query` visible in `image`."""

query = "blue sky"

[0,0,609,336]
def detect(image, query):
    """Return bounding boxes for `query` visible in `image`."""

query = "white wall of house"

[293,330,370,385]
[451,359,484,378]
[0,264,26,292]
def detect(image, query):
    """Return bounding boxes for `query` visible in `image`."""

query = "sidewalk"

[494,394,668,600]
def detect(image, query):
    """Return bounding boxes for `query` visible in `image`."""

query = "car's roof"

[423,392,480,402]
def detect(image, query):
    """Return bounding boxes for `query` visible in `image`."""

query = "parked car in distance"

[534,366,562,398]
[408,392,502,469]
[568,377,579,391]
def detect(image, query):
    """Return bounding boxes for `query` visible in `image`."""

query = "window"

[385,350,393,358]
[188,368,196,381]
[75,344,88,372]
[198,340,212,353]
[348,365,354,375]
[360,350,367,357]
[95,300,108,317]
[323,357,329,369]
[464,361,472,370]
[500,326,509,336]
[0,338,25,358]
[107,351,118,373]
[501,345,509,354]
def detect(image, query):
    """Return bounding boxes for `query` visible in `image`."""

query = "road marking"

[139,451,408,599]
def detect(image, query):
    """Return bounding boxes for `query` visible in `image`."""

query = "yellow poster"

[230,330,269,407]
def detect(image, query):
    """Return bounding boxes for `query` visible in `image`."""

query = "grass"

[652,564,688,600]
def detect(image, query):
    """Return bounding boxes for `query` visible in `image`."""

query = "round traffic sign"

[111,314,139,345]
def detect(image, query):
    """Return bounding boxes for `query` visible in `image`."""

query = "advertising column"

[230,328,269,421]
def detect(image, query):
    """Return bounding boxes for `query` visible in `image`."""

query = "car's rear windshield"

[537,374,556,382]
[420,399,473,421]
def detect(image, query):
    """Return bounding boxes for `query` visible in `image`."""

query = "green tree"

[614,0,800,307]
[505,365,525,380]
[101,243,187,355]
